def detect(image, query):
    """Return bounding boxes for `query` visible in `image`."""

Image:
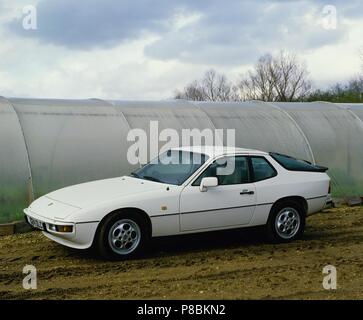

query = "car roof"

[170,145,268,158]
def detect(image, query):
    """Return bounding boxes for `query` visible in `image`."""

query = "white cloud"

[0,0,362,99]
[305,19,363,88]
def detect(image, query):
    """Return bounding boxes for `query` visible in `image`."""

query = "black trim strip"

[180,202,273,215]
[75,221,100,225]
[306,195,328,200]
[35,197,328,223]
[151,213,180,218]
[150,202,274,218]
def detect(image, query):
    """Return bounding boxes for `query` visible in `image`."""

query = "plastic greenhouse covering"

[0,97,362,223]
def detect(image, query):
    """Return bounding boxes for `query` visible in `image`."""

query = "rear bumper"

[324,194,333,207]
[307,195,329,216]
[24,208,98,250]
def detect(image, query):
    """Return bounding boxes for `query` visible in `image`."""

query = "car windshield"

[131,150,209,185]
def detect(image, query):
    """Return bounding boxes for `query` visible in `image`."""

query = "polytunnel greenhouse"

[1,97,363,223]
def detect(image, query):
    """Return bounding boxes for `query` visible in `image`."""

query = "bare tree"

[175,51,312,102]
[174,81,205,101]
[175,70,233,101]
[237,51,312,102]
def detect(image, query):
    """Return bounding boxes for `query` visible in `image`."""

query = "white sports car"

[24,146,331,259]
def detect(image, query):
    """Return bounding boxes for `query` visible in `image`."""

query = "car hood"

[46,176,168,209]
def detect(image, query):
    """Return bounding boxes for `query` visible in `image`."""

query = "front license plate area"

[27,216,45,231]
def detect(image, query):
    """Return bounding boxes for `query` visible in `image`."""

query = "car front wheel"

[266,201,305,243]
[96,212,147,260]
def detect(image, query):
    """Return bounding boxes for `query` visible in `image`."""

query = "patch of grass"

[0,187,28,223]
[329,169,363,198]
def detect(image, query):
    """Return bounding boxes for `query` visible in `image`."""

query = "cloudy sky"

[0,0,362,99]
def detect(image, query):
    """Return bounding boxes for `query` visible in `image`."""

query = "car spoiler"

[269,152,329,173]
[310,165,329,173]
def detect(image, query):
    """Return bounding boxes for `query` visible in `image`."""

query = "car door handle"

[240,190,254,195]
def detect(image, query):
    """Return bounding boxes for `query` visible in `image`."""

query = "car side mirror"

[200,177,218,192]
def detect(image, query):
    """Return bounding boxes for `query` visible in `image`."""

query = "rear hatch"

[270,152,328,172]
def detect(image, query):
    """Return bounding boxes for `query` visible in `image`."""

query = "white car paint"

[24,146,330,250]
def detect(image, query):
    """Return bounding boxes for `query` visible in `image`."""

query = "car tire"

[96,211,149,260]
[265,201,305,243]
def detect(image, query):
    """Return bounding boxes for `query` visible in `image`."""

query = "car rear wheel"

[266,201,305,243]
[96,212,148,260]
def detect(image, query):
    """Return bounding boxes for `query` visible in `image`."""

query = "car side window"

[251,157,277,182]
[192,156,250,186]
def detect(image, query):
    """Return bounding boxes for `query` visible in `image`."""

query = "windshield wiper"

[130,172,140,178]
[142,175,163,183]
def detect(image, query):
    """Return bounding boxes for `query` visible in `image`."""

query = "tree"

[174,81,205,101]
[175,70,234,102]
[307,78,363,103]
[236,51,312,102]
[175,52,312,102]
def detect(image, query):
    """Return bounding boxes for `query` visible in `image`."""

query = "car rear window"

[270,153,328,172]
[251,157,277,182]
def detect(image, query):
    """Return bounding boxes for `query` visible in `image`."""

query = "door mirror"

[200,177,218,192]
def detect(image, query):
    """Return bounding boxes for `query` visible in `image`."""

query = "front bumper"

[24,208,98,250]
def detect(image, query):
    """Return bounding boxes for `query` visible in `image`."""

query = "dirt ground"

[0,206,362,300]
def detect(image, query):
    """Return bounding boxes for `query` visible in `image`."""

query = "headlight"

[48,224,73,233]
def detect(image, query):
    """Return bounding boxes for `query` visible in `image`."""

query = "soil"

[1,206,362,299]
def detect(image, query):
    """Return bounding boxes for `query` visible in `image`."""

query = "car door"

[179,156,256,231]
[248,156,279,222]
